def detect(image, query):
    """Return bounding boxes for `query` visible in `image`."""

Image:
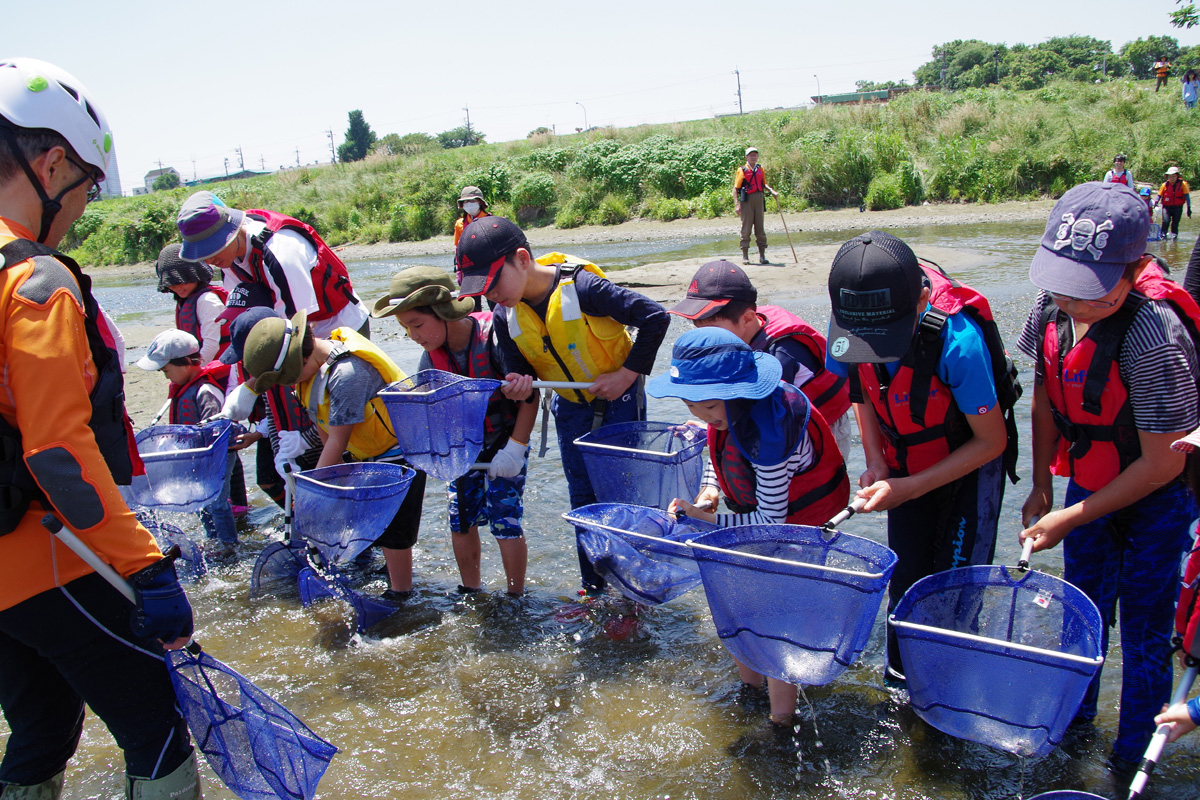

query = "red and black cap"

[455,216,529,297]
[668,260,758,320]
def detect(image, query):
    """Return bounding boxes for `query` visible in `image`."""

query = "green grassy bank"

[68,79,1198,266]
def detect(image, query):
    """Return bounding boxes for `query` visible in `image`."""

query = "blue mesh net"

[292,463,414,565]
[379,370,501,481]
[890,566,1104,758]
[575,422,706,510]
[122,420,232,513]
[297,564,397,633]
[250,540,308,599]
[167,646,337,800]
[566,503,716,605]
[138,515,207,583]
[1027,793,1107,799]
[693,524,897,686]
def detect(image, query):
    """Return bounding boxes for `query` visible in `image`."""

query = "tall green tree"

[1171,0,1198,28]
[152,171,180,191]
[337,110,376,163]
[1120,36,1180,79]
[437,126,485,149]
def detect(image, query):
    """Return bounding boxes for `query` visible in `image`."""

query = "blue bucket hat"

[177,191,244,262]
[647,327,782,402]
[1029,181,1149,300]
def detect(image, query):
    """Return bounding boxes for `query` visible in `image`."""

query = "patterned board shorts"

[446,463,526,539]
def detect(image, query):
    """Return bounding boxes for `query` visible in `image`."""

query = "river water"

[28,223,1200,798]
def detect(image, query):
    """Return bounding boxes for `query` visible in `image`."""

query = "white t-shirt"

[223,220,368,338]
[193,290,226,363]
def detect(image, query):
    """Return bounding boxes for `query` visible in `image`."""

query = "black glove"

[129,546,193,642]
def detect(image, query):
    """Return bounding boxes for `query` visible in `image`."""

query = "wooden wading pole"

[774,194,798,264]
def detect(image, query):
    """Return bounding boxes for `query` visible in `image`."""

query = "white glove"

[487,438,528,479]
[273,452,295,482]
[217,383,258,422]
[276,429,307,460]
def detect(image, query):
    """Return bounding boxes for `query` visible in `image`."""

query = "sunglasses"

[1047,291,1122,309]
[65,155,103,202]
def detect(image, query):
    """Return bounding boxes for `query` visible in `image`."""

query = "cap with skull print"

[1029,181,1149,300]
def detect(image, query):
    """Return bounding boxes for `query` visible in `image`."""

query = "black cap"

[455,216,529,297]
[669,260,758,320]
[827,231,923,363]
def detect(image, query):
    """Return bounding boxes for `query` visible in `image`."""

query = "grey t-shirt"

[321,350,388,427]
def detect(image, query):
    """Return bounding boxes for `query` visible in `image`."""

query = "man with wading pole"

[734,146,778,266]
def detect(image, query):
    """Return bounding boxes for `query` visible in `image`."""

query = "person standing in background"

[1182,70,1200,109]
[733,147,777,266]
[1155,56,1173,92]
[1157,167,1191,240]
[1104,155,1134,187]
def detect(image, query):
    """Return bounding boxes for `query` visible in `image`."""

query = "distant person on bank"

[733,146,778,266]
[176,191,371,339]
[1103,154,1134,187]
[1155,56,1172,92]
[1156,166,1191,240]
[1183,70,1200,109]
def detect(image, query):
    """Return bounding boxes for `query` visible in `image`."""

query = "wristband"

[509,438,528,449]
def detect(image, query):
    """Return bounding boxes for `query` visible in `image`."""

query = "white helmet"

[0,57,112,175]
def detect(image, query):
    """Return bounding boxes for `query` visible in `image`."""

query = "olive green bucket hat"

[243,310,308,393]
[457,185,487,208]
[371,266,474,321]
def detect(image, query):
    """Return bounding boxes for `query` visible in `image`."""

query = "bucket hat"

[243,311,308,393]
[155,243,213,293]
[457,185,488,209]
[177,191,244,262]
[1029,181,1148,300]
[647,327,781,402]
[371,266,474,320]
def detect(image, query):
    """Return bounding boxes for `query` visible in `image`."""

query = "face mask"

[462,201,482,217]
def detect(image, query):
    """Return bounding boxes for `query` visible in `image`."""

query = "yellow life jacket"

[299,327,405,460]
[508,254,633,403]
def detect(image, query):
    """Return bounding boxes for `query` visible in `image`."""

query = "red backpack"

[1177,526,1200,659]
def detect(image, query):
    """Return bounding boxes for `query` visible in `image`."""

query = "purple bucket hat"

[177,191,244,262]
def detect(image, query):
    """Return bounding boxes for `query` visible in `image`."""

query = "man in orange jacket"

[0,59,198,799]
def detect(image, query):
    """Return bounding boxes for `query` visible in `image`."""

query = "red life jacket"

[1161,179,1189,206]
[1109,171,1132,186]
[740,165,766,195]
[169,362,232,425]
[233,210,359,323]
[851,263,1023,478]
[1176,530,1200,659]
[706,386,849,526]
[1037,258,1200,491]
[755,305,851,424]
[426,312,518,452]
[175,284,230,359]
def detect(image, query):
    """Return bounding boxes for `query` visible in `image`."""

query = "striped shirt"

[700,428,816,526]
[1017,291,1200,433]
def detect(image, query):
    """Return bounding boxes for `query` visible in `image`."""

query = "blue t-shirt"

[825,306,997,415]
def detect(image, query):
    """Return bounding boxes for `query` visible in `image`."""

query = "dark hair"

[502,241,534,265]
[168,354,202,367]
[707,300,757,324]
[0,129,77,184]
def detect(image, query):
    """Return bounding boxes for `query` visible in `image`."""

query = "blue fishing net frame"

[379,369,502,481]
[575,421,706,510]
[291,462,414,566]
[890,564,1105,758]
[123,419,233,513]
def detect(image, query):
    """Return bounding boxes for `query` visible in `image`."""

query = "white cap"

[137,330,199,370]
[1166,166,1181,175]
[745,146,758,156]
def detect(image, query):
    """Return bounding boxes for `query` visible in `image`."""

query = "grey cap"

[136,329,200,370]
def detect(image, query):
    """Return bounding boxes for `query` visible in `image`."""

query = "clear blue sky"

[14,0,1199,191]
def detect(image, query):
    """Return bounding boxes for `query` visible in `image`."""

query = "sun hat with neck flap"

[647,327,782,402]
[371,266,474,321]
[243,310,307,393]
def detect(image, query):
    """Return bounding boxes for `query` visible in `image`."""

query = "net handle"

[381,379,589,397]
[1129,664,1198,798]
[888,617,1106,666]
[574,439,696,458]
[42,514,136,603]
[821,496,868,531]
[563,512,888,579]
[140,444,220,460]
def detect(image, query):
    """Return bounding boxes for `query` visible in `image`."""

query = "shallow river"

[28,223,1200,798]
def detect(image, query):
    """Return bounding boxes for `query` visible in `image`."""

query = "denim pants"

[199,451,237,545]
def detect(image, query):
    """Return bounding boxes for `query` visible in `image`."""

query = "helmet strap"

[0,125,89,244]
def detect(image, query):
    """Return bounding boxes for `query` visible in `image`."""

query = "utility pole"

[191,159,196,181]
[157,159,163,171]
[813,74,821,105]
[327,130,336,163]
[223,157,229,178]
[463,105,473,146]
[259,155,266,171]
[734,68,743,115]
[235,146,244,171]
[295,147,300,167]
